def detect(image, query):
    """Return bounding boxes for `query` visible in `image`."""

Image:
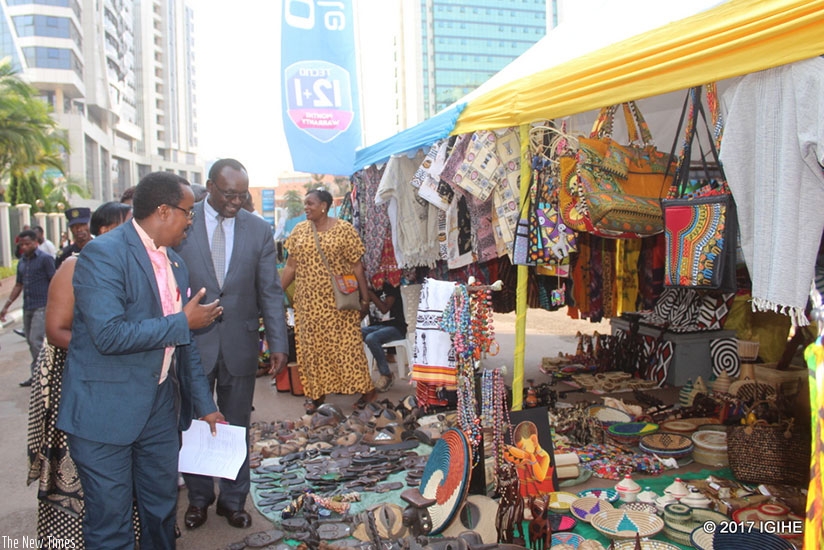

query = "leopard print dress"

[285,220,373,399]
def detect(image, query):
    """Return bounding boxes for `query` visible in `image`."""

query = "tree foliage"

[283,189,304,219]
[0,58,69,200]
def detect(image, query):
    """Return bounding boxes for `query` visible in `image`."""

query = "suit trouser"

[68,378,178,550]
[23,307,45,377]
[184,353,255,510]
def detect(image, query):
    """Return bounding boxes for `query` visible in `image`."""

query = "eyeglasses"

[166,204,195,220]
[211,184,249,202]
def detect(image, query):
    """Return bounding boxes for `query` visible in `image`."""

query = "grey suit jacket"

[175,201,288,377]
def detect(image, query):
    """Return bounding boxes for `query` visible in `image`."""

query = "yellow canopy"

[454,0,824,135]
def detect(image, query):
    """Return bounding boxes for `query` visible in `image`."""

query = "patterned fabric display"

[709,338,740,377]
[448,131,505,202]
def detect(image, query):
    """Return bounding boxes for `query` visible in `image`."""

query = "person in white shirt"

[33,226,57,257]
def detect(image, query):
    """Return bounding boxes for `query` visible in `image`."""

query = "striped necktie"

[212,215,225,287]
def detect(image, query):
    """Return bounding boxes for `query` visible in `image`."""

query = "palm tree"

[42,174,89,210]
[283,189,304,219]
[0,58,69,199]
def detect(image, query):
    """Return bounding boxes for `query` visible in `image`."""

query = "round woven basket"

[577,487,619,503]
[638,433,694,459]
[663,504,728,546]
[590,509,664,540]
[607,422,659,446]
[691,430,729,467]
[570,496,614,523]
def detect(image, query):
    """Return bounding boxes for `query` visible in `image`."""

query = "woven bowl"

[547,491,579,513]
[577,487,620,503]
[691,526,796,550]
[570,496,614,523]
[691,430,729,467]
[613,540,682,550]
[550,532,585,548]
[586,404,633,427]
[607,422,659,446]
[639,432,694,459]
[590,509,664,540]
[663,505,728,546]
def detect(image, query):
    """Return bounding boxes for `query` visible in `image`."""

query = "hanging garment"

[355,164,389,284]
[720,56,824,326]
[411,278,458,387]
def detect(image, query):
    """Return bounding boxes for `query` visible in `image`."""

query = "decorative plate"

[419,428,472,535]
[577,487,620,503]
[590,509,665,540]
[691,526,796,550]
[570,496,614,523]
[547,491,579,512]
[550,532,585,548]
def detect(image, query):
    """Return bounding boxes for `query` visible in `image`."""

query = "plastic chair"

[364,284,421,380]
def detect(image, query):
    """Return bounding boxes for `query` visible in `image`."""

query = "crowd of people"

[5,160,409,549]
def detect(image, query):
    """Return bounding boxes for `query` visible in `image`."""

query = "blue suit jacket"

[56,222,217,446]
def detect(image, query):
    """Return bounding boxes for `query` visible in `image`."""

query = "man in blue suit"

[57,172,225,549]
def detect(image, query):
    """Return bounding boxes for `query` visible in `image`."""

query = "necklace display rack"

[440,277,504,496]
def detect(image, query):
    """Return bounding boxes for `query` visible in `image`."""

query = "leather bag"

[312,224,361,310]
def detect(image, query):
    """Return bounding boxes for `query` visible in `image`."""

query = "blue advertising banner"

[281,0,361,176]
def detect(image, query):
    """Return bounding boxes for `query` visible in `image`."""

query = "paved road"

[0,290,588,548]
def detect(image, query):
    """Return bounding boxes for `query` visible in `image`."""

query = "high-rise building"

[396,0,547,125]
[0,0,202,201]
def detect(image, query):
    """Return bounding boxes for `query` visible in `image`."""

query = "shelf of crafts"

[609,318,735,387]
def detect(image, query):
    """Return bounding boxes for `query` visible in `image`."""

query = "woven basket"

[727,424,810,487]
[737,339,760,361]
[607,422,659,446]
[590,509,664,540]
[638,432,694,459]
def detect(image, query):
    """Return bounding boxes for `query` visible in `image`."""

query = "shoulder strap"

[311,224,333,276]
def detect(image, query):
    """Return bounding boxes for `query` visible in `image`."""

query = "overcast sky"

[194,0,396,187]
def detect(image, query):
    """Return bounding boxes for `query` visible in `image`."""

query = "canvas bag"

[662,85,737,291]
[312,225,361,310]
[575,102,675,238]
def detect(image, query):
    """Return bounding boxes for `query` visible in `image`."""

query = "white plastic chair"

[364,283,421,379]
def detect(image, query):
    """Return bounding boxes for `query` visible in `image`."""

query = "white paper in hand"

[178,420,246,480]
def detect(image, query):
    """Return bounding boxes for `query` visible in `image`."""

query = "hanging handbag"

[312,225,361,310]
[662,85,737,291]
[575,102,676,238]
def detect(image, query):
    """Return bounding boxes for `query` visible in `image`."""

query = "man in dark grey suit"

[176,158,289,530]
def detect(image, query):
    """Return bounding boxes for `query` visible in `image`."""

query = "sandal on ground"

[353,390,378,410]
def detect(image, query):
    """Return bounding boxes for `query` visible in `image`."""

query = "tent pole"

[512,124,531,411]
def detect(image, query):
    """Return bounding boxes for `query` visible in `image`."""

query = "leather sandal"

[362,425,402,446]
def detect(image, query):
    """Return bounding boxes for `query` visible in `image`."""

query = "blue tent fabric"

[352,103,466,172]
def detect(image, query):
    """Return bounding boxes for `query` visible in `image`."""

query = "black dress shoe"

[216,504,252,528]
[184,504,209,530]
[13,328,25,338]
[19,378,32,387]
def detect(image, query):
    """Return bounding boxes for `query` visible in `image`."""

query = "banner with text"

[281,0,361,176]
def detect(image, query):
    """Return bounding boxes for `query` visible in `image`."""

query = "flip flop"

[315,522,352,540]
[244,529,284,548]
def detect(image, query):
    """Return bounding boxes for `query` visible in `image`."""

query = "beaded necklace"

[440,284,500,460]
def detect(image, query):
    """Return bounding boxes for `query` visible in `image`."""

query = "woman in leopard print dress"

[281,189,377,412]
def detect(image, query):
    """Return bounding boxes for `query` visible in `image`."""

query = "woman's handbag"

[574,102,675,238]
[662,85,737,291]
[312,224,361,310]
